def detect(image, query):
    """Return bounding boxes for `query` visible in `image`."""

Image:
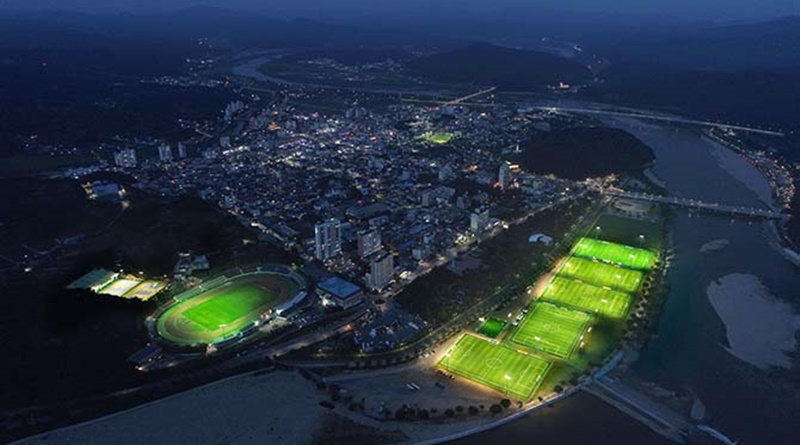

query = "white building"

[158,144,173,162]
[470,209,490,234]
[498,161,512,189]
[357,229,382,258]
[114,149,137,168]
[315,218,342,261]
[366,251,394,291]
[177,142,187,159]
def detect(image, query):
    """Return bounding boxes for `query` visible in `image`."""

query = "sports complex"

[559,256,643,293]
[540,276,631,318]
[151,265,306,349]
[439,335,551,400]
[510,302,592,359]
[438,235,658,401]
[572,237,657,270]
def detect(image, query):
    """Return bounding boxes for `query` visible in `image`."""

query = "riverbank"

[10,365,585,445]
[707,273,799,369]
[706,136,775,210]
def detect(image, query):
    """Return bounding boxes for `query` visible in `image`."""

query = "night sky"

[0,0,797,20]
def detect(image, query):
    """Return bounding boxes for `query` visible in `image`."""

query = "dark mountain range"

[586,61,800,133]
[0,7,459,51]
[589,16,800,71]
[406,43,593,90]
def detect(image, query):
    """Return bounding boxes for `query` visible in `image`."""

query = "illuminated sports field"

[541,276,632,319]
[439,335,551,400]
[559,257,643,293]
[420,132,457,145]
[572,238,657,270]
[510,302,592,359]
[155,271,299,347]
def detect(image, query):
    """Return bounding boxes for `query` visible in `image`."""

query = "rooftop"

[317,276,362,299]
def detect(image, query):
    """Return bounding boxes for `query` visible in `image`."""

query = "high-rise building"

[366,251,394,291]
[158,144,173,162]
[315,219,342,261]
[470,209,490,234]
[177,142,187,159]
[357,229,382,258]
[114,149,137,168]
[421,189,433,207]
[498,161,512,189]
[438,164,454,182]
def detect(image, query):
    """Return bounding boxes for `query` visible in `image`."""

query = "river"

[452,118,799,445]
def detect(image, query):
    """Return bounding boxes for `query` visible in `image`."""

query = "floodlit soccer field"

[420,132,456,144]
[155,272,299,346]
[573,238,657,270]
[510,302,592,358]
[559,257,643,293]
[477,317,507,338]
[541,276,632,319]
[183,285,271,330]
[439,335,551,400]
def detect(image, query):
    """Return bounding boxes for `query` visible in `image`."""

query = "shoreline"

[704,135,776,210]
[707,273,799,369]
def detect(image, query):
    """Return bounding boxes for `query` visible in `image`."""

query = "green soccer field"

[477,317,507,338]
[183,284,272,330]
[572,238,657,270]
[439,335,551,400]
[541,276,632,319]
[420,132,456,144]
[510,302,592,358]
[559,257,643,293]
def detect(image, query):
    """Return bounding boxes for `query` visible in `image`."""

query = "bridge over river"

[604,189,788,220]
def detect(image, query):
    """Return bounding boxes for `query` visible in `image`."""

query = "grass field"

[439,335,551,400]
[559,257,643,293]
[592,214,662,251]
[155,272,299,346]
[572,237,657,270]
[183,284,272,330]
[541,276,632,319]
[510,302,592,358]
[477,317,507,338]
[420,132,457,145]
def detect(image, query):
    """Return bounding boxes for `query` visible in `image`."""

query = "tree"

[490,404,502,414]
[445,409,455,418]
[456,405,465,413]
[418,409,430,420]
[500,398,511,409]
[554,385,564,394]
[468,406,479,415]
